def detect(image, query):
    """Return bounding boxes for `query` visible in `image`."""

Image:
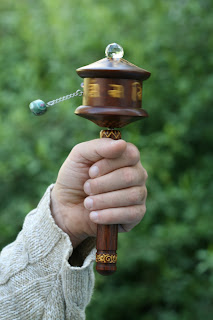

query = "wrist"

[50,186,85,249]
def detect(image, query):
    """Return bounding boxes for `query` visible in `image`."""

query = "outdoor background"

[0,0,212,319]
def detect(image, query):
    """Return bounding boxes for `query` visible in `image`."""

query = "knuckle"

[138,166,148,184]
[128,188,143,204]
[128,206,140,223]
[123,168,135,185]
[126,143,140,164]
[129,205,146,223]
[144,169,148,181]
[143,187,148,202]
[142,204,147,217]
[137,205,145,220]
[139,187,147,203]
[128,190,139,204]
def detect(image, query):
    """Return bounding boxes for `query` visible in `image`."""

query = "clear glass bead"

[105,43,124,59]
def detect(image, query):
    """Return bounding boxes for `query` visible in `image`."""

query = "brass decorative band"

[82,78,142,109]
[96,253,117,264]
[100,130,121,140]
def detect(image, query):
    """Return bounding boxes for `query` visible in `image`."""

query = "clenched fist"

[51,139,148,248]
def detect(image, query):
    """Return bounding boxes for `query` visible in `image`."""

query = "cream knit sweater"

[0,185,96,320]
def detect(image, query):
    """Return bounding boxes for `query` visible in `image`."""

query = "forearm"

[0,185,95,320]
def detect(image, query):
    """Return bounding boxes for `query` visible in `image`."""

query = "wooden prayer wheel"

[75,43,151,275]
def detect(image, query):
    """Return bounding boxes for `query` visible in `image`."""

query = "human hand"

[51,139,147,248]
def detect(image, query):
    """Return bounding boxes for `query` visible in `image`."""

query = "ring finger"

[84,186,147,211]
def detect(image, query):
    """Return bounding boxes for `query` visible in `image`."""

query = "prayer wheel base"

[75,105,148,128]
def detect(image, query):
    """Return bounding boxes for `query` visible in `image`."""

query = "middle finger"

[84,163,144,195]
[84,185,147,210]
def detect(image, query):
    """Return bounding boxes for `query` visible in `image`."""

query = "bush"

[0,1,212,319]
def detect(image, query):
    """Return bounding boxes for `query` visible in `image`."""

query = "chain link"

[46,89,83,107]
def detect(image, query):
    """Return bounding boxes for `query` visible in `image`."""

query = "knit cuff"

[23,184,70,263]
[25,184,96,309]
[62,246,96,311]
[24,184,96,265]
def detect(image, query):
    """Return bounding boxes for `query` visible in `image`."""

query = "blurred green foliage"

[0,0,212,319]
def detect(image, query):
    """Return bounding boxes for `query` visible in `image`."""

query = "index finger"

[89,143,141,178]
[71,138,127,165]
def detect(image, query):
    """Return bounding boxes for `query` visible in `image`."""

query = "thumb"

[71,138,127,164]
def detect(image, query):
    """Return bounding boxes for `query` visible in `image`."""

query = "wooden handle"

[96,130,121,275]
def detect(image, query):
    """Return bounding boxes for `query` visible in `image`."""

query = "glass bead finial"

[105,43,124,59]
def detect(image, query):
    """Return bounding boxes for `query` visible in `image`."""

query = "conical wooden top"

[77,57,151,80]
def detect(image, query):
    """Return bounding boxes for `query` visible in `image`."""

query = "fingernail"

[84,182,91,195]
[90,165,99,178]
[84,197,93,210]
[90,211,99,222]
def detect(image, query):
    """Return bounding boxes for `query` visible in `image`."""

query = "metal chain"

[46,89,83,107]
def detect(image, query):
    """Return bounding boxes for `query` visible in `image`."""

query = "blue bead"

[29,99,47,116]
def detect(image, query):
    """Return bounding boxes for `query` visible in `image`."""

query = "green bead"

[29,99,47,116]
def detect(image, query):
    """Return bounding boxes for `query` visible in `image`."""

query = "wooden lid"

[76,57,151,80]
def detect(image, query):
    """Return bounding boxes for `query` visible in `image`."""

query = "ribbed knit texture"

[0,185,96,320]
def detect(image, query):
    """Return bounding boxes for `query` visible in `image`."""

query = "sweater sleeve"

[0,185,96,320]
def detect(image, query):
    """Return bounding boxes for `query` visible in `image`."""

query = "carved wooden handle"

[96,130,121,275]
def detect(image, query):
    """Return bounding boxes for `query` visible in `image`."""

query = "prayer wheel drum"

[75,44,151,275]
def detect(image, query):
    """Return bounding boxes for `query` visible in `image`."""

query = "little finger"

[89,204,146,226]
